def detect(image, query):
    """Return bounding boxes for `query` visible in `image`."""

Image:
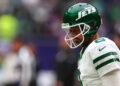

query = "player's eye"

[70,26,80,33]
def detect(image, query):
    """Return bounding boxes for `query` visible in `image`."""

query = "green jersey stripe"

[95,58,120,70]
[93,52,117,64]
[77,69,83,86]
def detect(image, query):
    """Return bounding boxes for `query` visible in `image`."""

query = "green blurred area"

[0,14,19,41]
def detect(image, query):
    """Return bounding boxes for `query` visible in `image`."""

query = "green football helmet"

[61,3,101,49]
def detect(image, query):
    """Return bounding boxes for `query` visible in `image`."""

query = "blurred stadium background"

[0,0,120,86]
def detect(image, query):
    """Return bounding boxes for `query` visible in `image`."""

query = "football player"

[61,3,120,86]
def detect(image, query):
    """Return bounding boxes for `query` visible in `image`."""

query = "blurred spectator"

[0,38,36,86]
[18,43,36,86]
[0,13,36,86]
[12,39,37,86]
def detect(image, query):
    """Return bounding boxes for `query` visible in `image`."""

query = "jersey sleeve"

[90,42,120,77]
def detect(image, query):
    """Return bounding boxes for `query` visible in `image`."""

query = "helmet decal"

[76,6,96,21]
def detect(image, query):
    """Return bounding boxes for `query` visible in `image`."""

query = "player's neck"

[89,33,99,44]
[83,33,99,48]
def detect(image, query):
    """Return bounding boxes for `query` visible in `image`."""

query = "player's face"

[70,26,84,45]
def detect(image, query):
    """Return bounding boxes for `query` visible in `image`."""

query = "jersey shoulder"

[86,37,117,52]
[82,37,117,57]
[87,37,119,58]
[86,37,120,77]
[92,37,116,48]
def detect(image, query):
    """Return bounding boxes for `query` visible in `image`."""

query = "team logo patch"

[99,46,106,51]
[76,7,96,21]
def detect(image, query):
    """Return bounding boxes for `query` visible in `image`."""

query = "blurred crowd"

[0,0,120,86]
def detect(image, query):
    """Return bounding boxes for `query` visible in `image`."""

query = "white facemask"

[62,23,90,49]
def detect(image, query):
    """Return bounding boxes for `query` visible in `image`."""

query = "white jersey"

[78,37,120,86]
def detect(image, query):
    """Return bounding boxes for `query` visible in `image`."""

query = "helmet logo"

[76,7,96,21]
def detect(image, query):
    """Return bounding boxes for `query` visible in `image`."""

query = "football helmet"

[61,3,101,49]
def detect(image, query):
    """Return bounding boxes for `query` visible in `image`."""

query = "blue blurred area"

[35,37,59,70]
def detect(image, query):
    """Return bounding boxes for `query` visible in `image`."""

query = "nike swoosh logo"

[99,46,106,51]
